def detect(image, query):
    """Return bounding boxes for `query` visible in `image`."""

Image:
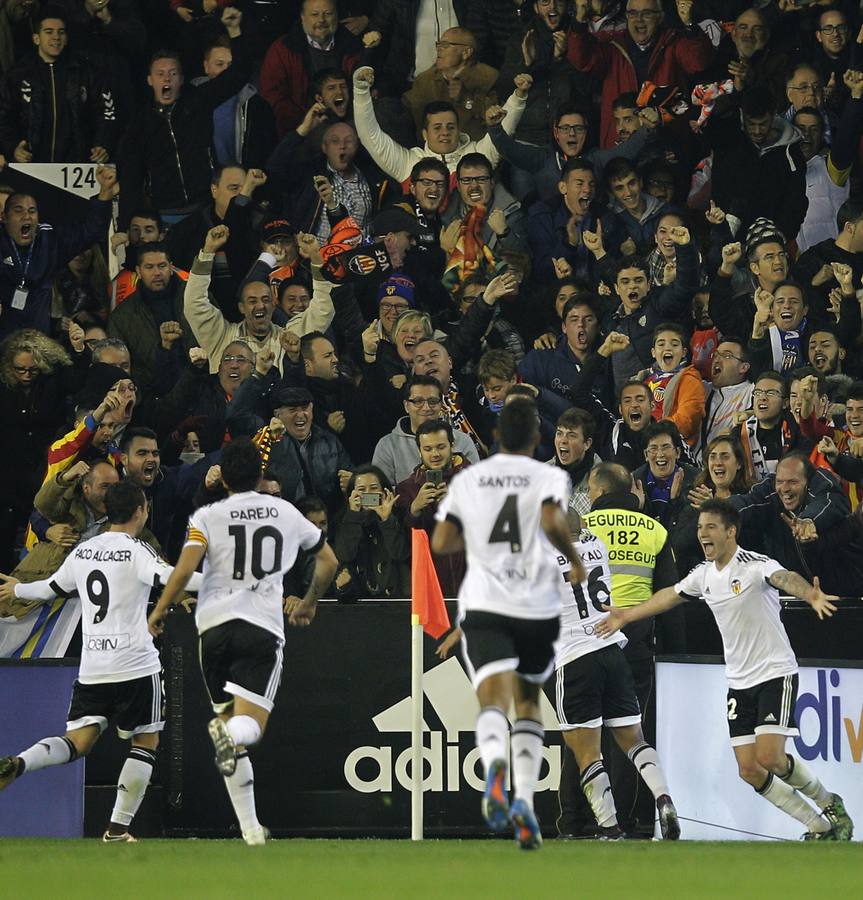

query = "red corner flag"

[411,529,451,639]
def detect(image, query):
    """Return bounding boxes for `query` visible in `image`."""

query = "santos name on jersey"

[14,532,186,684]
[186,491,325,640]
[555,529,627,668]
[675,548,796,690]
[435,454,571,620]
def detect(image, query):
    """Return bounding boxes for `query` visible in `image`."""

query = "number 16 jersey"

[436,454,571,620]
[555,529,627,668]
[186,492,325,641]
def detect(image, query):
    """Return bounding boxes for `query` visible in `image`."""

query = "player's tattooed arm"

[767,570,839,620]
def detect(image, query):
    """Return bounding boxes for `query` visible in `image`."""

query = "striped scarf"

[441,205,506,295]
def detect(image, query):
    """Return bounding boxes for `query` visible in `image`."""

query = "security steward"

[558,461,676,840]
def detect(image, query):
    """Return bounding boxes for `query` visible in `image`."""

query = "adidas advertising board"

[657,661,863,841]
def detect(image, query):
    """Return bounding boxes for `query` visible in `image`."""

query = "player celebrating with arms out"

[432,399,585,850]
[553,511,679,840]
[148,439,337,846]
[0,482,200,843]
[597,498,853,841]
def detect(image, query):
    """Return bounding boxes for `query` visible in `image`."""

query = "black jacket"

[117,35,252,225]
[730,469,850,575]
[266,130,397,234]
[0,50,116,161]
[703,95,808,241]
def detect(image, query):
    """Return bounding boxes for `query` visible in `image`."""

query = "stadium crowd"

[1,0,862,842]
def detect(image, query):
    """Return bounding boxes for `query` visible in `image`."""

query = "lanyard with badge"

[10,240,33,310]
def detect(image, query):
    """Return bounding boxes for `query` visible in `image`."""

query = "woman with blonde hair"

[0,328,89,570]
[361,308,434,420]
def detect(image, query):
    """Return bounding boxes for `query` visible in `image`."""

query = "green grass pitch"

[0,839,860,899]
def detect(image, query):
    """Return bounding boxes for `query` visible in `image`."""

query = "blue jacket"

[0,198,112,338]
[603,241,699,389]
[518,338,615,412]
[489,122,652,205]
[527,198,624,284]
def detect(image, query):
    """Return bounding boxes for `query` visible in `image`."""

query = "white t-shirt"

[675,548,797,689]
[187,492,324,640]
[16,532,171,684]
[435,453,571,620]
[555,528,627,667]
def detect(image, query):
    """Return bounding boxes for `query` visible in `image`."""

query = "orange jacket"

[651,364,706,446]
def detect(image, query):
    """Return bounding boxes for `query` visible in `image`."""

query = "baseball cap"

[262,216,296,243]
[372,204,425,238]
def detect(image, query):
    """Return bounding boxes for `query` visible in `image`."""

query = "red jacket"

[567,25,714,148]
[259,24,361,137]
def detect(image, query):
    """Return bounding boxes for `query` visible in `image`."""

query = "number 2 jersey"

[186,491,325,641]
[435,454,571,620]
[555,529,627,667]
[14,532,180,685]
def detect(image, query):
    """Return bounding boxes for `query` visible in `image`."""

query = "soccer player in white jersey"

[148,438,337,846]
[432,399,585,850]
[0,482,200,843]
[597,498,854,841]
[553,514,679,840]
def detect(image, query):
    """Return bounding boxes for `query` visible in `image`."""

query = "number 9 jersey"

[555,529,627,668]
[186,491,325,641]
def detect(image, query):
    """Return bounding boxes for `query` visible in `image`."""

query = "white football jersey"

[555,528,626,667]
[435,453,571,620]
[15,532,170,684]
[675,548,796,690]
[187,491,324,640]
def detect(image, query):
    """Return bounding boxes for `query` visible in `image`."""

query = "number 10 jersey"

[436,454,571,620]
[555,529,627,668]
[186,491,324,641]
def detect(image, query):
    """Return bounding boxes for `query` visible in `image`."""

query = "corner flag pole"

[409,528,452,842]
[410,612,424,841]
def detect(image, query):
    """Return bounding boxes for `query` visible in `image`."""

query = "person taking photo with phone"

[331,464,410,601]
[396,418,472,596]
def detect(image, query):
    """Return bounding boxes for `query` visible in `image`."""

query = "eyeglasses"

[646,443,676,455]
[436,40,470,49]
[788,83,822,93]
[556,124,587,135]
[648,179,674,190]
[221,355,253,364]
[379,302,409,313]
[626,9,661,20]
[713,351,742,362]
[407,397,443,408]
[415,178,447,189]
[752,388,783,399]
[458,175,491,185]
[818,24,848,35]
[13,365,40,375]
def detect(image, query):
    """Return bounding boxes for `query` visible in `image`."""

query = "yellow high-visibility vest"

[582,508,668,609]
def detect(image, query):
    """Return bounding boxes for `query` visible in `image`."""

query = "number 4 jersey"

[186,491,325,641]
[555,529,626,668]
[436,454,571,620]
[13,532,184,684]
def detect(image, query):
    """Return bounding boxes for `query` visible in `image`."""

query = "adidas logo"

[344,657,562,795]
[764,713,777,723]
